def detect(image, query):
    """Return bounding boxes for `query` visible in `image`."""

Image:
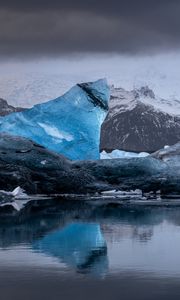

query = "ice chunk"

[100,149,149,159]
[0,79,110,160]
[0,186,29,212]
[0,186,26,198]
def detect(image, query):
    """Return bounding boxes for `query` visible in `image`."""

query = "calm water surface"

[1,198,180,300]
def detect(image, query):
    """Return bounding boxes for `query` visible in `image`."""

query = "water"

[1,198,180,300]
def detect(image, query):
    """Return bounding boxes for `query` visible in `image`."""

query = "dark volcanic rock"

[0,98,24,116]
[0,133,87,194]
[0,133,106,196]
[0,133,179,195]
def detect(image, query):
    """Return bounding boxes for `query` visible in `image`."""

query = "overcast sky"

[0,0,180,58]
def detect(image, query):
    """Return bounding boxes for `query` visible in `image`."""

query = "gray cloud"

[0,0,180,58]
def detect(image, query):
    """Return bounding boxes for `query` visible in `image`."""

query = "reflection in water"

[2,200,180,299]
[0,199,180,300]
[33,223,108,275]
[1,199,180,278]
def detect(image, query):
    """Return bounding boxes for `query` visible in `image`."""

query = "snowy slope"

[109,86,180,117]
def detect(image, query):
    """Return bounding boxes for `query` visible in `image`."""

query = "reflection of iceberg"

[33,222,108,275]
[0,79,110,160]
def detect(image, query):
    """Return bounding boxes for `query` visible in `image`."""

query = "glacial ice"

[100,145,176,160]
[100,149,149,159]
[0,79,110,160]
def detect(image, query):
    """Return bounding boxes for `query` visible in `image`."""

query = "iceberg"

[0,79,110,160]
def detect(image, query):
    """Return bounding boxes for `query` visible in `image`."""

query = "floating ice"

[100,149,149,159]
[0,186,27,198]
[0,186,29,211]
[0,79,110,160]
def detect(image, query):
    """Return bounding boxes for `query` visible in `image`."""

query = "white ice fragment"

[101,189,142,195]
[12,186,27,198]
[0,186,27,198]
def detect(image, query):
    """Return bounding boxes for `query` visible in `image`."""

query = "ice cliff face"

[0,79,110,160]
[101,86,180,152]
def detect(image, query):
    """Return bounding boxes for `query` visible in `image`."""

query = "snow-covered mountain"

[101,86,180,153]
[108,86,180,116]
